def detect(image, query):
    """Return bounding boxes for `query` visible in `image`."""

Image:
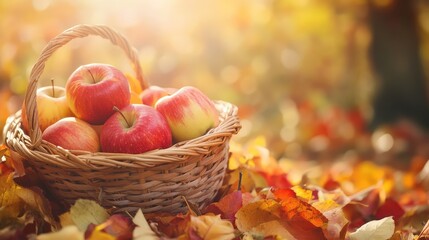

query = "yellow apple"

[22,85,73,132]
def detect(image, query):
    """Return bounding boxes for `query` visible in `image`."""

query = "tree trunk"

[368,0,429,130]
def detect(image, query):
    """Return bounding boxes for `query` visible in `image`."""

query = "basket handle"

[24,24,147,147]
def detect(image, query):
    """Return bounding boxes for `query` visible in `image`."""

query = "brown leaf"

[146,212,190,238]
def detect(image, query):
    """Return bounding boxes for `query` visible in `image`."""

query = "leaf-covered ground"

[1,138,429,240]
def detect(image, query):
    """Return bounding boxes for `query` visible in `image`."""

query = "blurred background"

[1,0,429,165]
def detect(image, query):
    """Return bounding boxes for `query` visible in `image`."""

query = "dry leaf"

[69,199,110,232]
[145,212,190,238]
[15,187,58,229]
[235,199,292,239]
[85,214,134,240]
[204,190,243,225]
[418,219,429,239]
[133,209,158,240]
[349,216,395,240]
[189,214,235,240]
[36,225,84,240]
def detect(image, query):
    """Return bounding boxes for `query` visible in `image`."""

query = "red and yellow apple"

[42,117,100,152]
[66,63,130,125]
[155,86,219,142]
[139,86,177,107]
[21,85,73,132]
[100,104,172,154]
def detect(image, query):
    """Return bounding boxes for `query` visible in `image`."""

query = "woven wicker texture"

[4,24,241,214]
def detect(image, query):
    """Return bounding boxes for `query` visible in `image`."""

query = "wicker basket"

[3,24,241,214]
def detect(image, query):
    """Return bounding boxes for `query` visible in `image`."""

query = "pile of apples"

[21,63,220,154]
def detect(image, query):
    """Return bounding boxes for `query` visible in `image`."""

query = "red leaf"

[259,171,292,189]
[204,190,242,225]
[323,174,341,191]
[343,187,381,229]
[375,198,405,222]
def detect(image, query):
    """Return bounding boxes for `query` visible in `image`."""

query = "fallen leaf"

[189,214,235,240]
[418,219,429,240]
[291,185,314,202]
[36,225,84,240]
[279,195,328,240]
[322,208,349,240]
[204,190,243,225]
[235,199,293,239]
[375,197,405,222]
[258,171,292,189]
[272,188,296,201]
[85,224,116,240]
[349,216,395,240]
[59,212,74,227]
[15,187,59,229]
[133,209,158,240]
[146,212,190,238]
[69,199,110,232]
[85,214,134,240]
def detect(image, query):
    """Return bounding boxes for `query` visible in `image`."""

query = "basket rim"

[4,100,241,169]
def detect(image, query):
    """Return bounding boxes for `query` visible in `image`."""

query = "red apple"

[155,86,220,142]
[139,86,177,107]
[66,63,130,125]
[100,104,172,154]
[42,117,100,152]
[21,85,73,132]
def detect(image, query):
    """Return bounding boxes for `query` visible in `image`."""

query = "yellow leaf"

[312,198,340,212]
[292,186,313,202]
[236,199,292,238]
[190,214,235,240]
[87,224,116,240]
[0,173,22,218]
[36,225,84,240]
[70,199,109,232]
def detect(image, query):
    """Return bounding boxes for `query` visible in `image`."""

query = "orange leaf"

[278,196,329,240]
[280,196,328,228]
[272,188,296,201]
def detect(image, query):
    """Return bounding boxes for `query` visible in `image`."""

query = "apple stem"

[51,78,55,97]
[113,106,131,128]
[86,68,96,83]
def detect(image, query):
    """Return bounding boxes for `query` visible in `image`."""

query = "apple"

[66,63,131,125]
[139,86,177,107]
[100,104,172,154]
[155,86,220,142]
[42,117,100,152]
[21,85,73,132]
